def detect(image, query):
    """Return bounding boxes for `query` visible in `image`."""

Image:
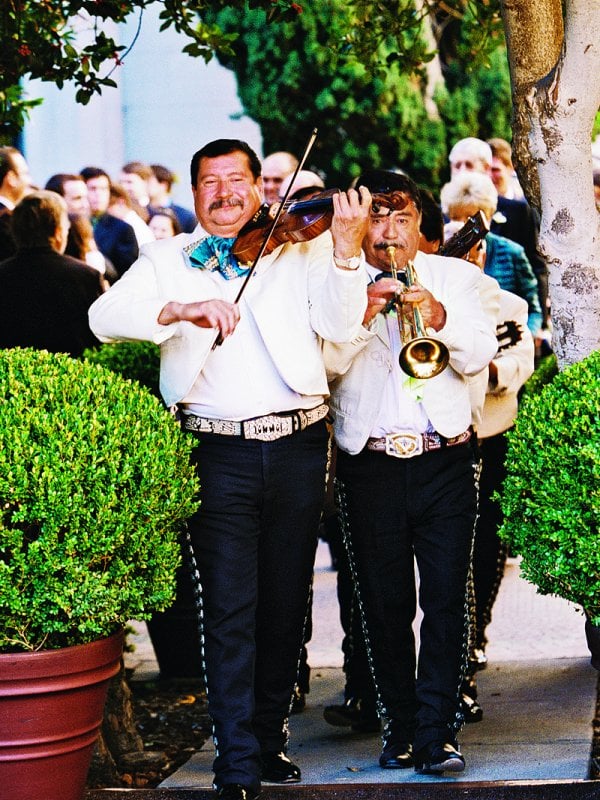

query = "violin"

[232,189,403,265]
[438,211,489,259]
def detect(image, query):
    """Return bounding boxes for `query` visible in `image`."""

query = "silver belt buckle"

[243,415,293,442]
[385,432,423,459]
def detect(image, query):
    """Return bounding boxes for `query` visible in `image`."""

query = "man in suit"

[324,170,497,776]
[80,166,139,277]
[0,146,32,260]
[448,137,549,328]
[440,171,542,337]
[89,138,371,800]
[261,151,299,204]
[148,163,197,233]
[0,190,103,356]
[44,172,119,285]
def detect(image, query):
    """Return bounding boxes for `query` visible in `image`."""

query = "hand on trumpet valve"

[363,277,403,326]
[398,283,447,332]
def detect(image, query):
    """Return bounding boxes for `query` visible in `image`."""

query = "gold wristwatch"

[333,253,361,270]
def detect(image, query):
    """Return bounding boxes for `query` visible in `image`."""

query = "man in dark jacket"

[448,137,549,328]
[0,190,103,357]
[80,166,139,277]
[0,146,33,260]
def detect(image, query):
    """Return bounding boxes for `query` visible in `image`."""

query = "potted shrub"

[82,341,203,679]
[0,347,199,800]
[498,349,600,668]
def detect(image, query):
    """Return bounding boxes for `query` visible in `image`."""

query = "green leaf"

[0,348,199,653]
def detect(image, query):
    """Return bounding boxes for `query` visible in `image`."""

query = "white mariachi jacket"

[89,226,368,409]
[478,289,535,439]
[323,250,498,454]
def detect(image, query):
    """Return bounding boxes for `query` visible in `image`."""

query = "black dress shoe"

[379,740,413,768]
[215,784,260,800]
[379,719,414,768]
[461,691,483,723]
[323,697,380,732]
[414,741,465,774]
[290,685,306,714]
[260,751,301,783]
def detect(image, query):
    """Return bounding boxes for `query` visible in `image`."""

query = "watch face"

[335,255,361,269]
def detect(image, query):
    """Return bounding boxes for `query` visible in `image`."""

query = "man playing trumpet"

[324,170,497,775]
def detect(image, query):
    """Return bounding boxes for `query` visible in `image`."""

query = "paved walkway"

[125,543,598,789]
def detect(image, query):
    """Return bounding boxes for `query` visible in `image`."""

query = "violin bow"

[212,127,319,349]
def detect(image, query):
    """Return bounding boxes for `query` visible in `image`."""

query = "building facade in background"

[21,6,262,206]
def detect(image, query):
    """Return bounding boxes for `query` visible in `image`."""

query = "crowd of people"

[0,135,560,800]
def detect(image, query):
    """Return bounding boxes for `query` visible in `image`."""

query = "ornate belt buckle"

[385,432,423,459]
[244,415,293,441]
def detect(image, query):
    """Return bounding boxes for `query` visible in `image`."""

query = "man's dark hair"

[151,164,175,189]
[122,160,153,181]
[356,169,422,214]
[0,146,21,186]
[418,187,444,246]
[190,139,262,186]
[44,173,84,196]
[11,190,65,249]
[80,166,111,183]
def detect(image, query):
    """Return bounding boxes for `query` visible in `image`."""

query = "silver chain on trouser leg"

[452,455,482,736]
[179,521,221,767]
[465,455,482,668]
[334,476,388,722]
[287,430,334,717]
[479,542,509,643]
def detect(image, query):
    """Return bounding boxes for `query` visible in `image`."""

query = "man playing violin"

[89,139,371,800]
[324,169,497,777]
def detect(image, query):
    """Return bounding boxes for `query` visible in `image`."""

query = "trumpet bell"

[399,337,450,380]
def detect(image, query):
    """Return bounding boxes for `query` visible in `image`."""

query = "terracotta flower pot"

[0,629,124,800]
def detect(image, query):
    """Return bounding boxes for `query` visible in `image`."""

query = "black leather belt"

[367,428,472,459]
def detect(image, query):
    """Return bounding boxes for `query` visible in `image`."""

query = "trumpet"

[386,246,449,380]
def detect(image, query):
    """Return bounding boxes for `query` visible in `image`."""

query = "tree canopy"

[2,0,599,363]
[203,2,510,188]
[1,0,504,156]
[0,0,298,139]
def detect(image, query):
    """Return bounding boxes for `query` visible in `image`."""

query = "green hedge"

[498,350,600,623]
[83,341,161,397]
[520,353,558,398]
[0,348,199,652]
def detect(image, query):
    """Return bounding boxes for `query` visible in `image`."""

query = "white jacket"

[478,289,535,438]
[89,227,368,408]
[323,251,498,454]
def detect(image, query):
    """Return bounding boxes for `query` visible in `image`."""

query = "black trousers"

[186,421,328,791]
[324,510,377,705]
[336,440,477,752]
[472,432,510,651]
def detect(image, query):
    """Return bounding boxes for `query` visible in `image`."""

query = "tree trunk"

[87,662,144,788]
[501,0,600,366]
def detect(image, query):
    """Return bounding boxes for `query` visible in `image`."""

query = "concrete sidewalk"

[125,543,598,790]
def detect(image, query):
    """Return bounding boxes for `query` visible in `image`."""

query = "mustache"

[209,199,244,211]
[374,241,405,252]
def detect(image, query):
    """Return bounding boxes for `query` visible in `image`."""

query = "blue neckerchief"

[183,235,250,280]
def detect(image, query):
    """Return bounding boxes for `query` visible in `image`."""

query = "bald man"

[262,151,299,204]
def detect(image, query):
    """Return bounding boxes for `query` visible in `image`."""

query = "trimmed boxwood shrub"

[82,341,161,398]
[0,347,200,653]
[498,349,600,624]
[520,353,558,398]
